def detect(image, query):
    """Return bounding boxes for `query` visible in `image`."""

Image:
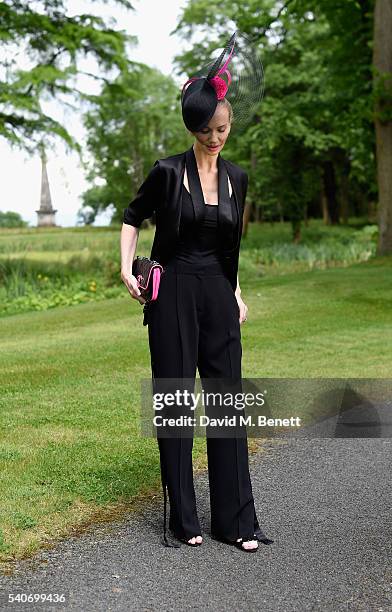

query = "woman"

[120,31,273,552]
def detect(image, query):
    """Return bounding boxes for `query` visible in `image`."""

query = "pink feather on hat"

[209,74,230,100]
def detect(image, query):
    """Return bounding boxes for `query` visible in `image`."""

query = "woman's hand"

[235,291,248,324]
[121,270,146,305]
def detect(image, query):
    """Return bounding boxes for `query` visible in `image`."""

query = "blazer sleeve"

[123,160,164,228]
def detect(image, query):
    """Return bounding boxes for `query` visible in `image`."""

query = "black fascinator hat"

[181,30,265,132]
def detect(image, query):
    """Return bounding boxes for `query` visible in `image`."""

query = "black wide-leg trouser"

[147,259,265,545]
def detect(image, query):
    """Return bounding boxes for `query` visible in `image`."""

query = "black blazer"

[123,144,248,294]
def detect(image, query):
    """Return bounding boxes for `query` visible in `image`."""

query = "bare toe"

[236,537,258,550]
[243,539,258,550]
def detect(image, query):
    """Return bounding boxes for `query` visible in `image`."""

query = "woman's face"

[191,105,231,156]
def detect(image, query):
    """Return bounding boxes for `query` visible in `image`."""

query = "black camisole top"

[174,183,237,265]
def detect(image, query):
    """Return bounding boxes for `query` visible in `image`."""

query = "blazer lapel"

[185,146,205,225]
[217,153,236,250]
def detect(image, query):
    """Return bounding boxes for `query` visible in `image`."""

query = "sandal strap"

[239,535,258,543]
[242,535,257,542]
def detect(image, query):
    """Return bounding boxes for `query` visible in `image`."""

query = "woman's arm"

[120,223,145,304]
[120,159,164,304]
[235,275,248,323]
[235,273,241,297]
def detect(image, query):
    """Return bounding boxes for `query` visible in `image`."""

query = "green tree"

[81,63,190,224]
[373,0,392,254]
[0,0,133,152]
[172,0,377,241]
[0,211,28,228]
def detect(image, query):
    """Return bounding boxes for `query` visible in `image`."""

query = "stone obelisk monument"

[36,151,57,227]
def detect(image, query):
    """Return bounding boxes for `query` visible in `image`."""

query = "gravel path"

[1,438,391,612]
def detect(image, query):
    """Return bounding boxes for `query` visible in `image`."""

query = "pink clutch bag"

[132,256,163,303]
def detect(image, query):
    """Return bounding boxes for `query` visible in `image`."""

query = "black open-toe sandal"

[234,537,259,553]
[179,536,203,547]
[211,531,274,551]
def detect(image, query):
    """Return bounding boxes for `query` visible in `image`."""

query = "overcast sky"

[1,0,189,227]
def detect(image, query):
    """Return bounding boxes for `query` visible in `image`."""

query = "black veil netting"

[180,30,265,132]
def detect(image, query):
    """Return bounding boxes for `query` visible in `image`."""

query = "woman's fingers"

[121,273,146,304]
[234,293,249,324]
[239,301,248,324]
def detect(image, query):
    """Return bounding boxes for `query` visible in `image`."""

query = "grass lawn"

[0,223,391,571]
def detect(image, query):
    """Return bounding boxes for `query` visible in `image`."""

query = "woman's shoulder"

[154,151,186,171]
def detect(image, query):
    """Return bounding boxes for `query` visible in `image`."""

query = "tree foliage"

[0,0,134,152]
[81,64,190,224]
[172,0,377,238]
[0,210,29,228]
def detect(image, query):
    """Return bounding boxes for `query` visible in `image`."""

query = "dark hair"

[184,96,234,134]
